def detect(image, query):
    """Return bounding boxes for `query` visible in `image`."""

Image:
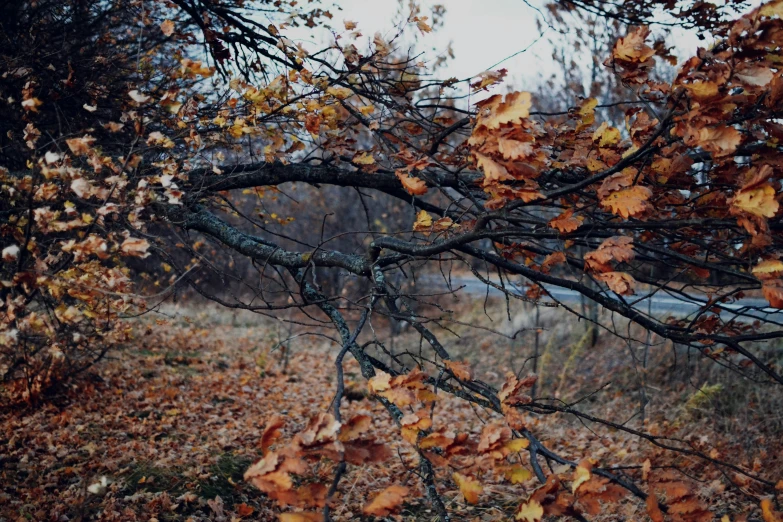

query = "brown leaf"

[444,360,472,380]
[362,485,409,517]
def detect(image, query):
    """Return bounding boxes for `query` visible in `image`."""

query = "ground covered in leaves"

[1,302,781,521]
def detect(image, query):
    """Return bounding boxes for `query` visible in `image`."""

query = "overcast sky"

[279,0,761,105]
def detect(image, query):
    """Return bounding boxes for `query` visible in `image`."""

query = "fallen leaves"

[453,472,483,504]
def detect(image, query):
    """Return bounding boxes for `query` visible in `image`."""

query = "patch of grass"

[121,462,187,495]
[198,453,255,506]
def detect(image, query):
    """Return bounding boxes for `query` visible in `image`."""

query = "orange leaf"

[160,20,175,36]
[261,415,285,454]
[476,91,532,129]
[395,171,428,195]
[613,27,654,63]
[278,513,323,522]
[596,271,636,296]
[549,210,582,233]
[763,280,783,308]
[444,360,472,380]
[600,185,652,219]
[362,485,409,517]
[453,472,483,504]
[646,495,664,522]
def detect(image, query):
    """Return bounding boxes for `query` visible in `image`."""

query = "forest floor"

[1,300,782,521]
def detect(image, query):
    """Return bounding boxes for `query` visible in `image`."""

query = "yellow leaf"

[732,184,779,218]
[592,122,621,147]
[504,438,529,453]
[572,464,592,493]
[476,91,532,129]
[515,498,544,522]
[352,152,375,165]
[761,1,783,17]
[413,210,433,231]
[505,465,532,484]
[752,259,783,275]
[452,472,483,504]
[577,98,598,131]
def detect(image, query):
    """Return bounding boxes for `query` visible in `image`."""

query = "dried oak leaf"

[444,360,472,380]
[600,185,652,219]
[596,271,636,296]
[453,472,483,504]
[362,485,409,517]
[395,171,428,195]
[549,209,582,234]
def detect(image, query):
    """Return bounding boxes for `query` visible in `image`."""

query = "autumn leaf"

[762,498,783,522]
[596,271,636,295]
[577,97,598,131]
[278,513,323,522]
[120,237,151,258]
[646,494,665,522]
[338,415,371,441]
[572,463,592,493]
[498,137,535,160]
[362,485,409,517]
[475,153,513,183]
[592,122,621,147]
[763,280,783,308]
[613,26,654,63]
[261,415,285,454]
[128,90,151,103]
[413,210,433,232]
[549,209,582,233]
[66,135,96,156]
[352,152,375,165]
[515,498,544,522]
[600,185,652,218]
[505,465,532,484]
[395,171,428,195]
[160,20,175,36]
[752,260,783,278]
[731,184,779,218]
[476,91,532,129]
[444,360,472,380]
[453,472,483,504]
[695,126,742,157]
